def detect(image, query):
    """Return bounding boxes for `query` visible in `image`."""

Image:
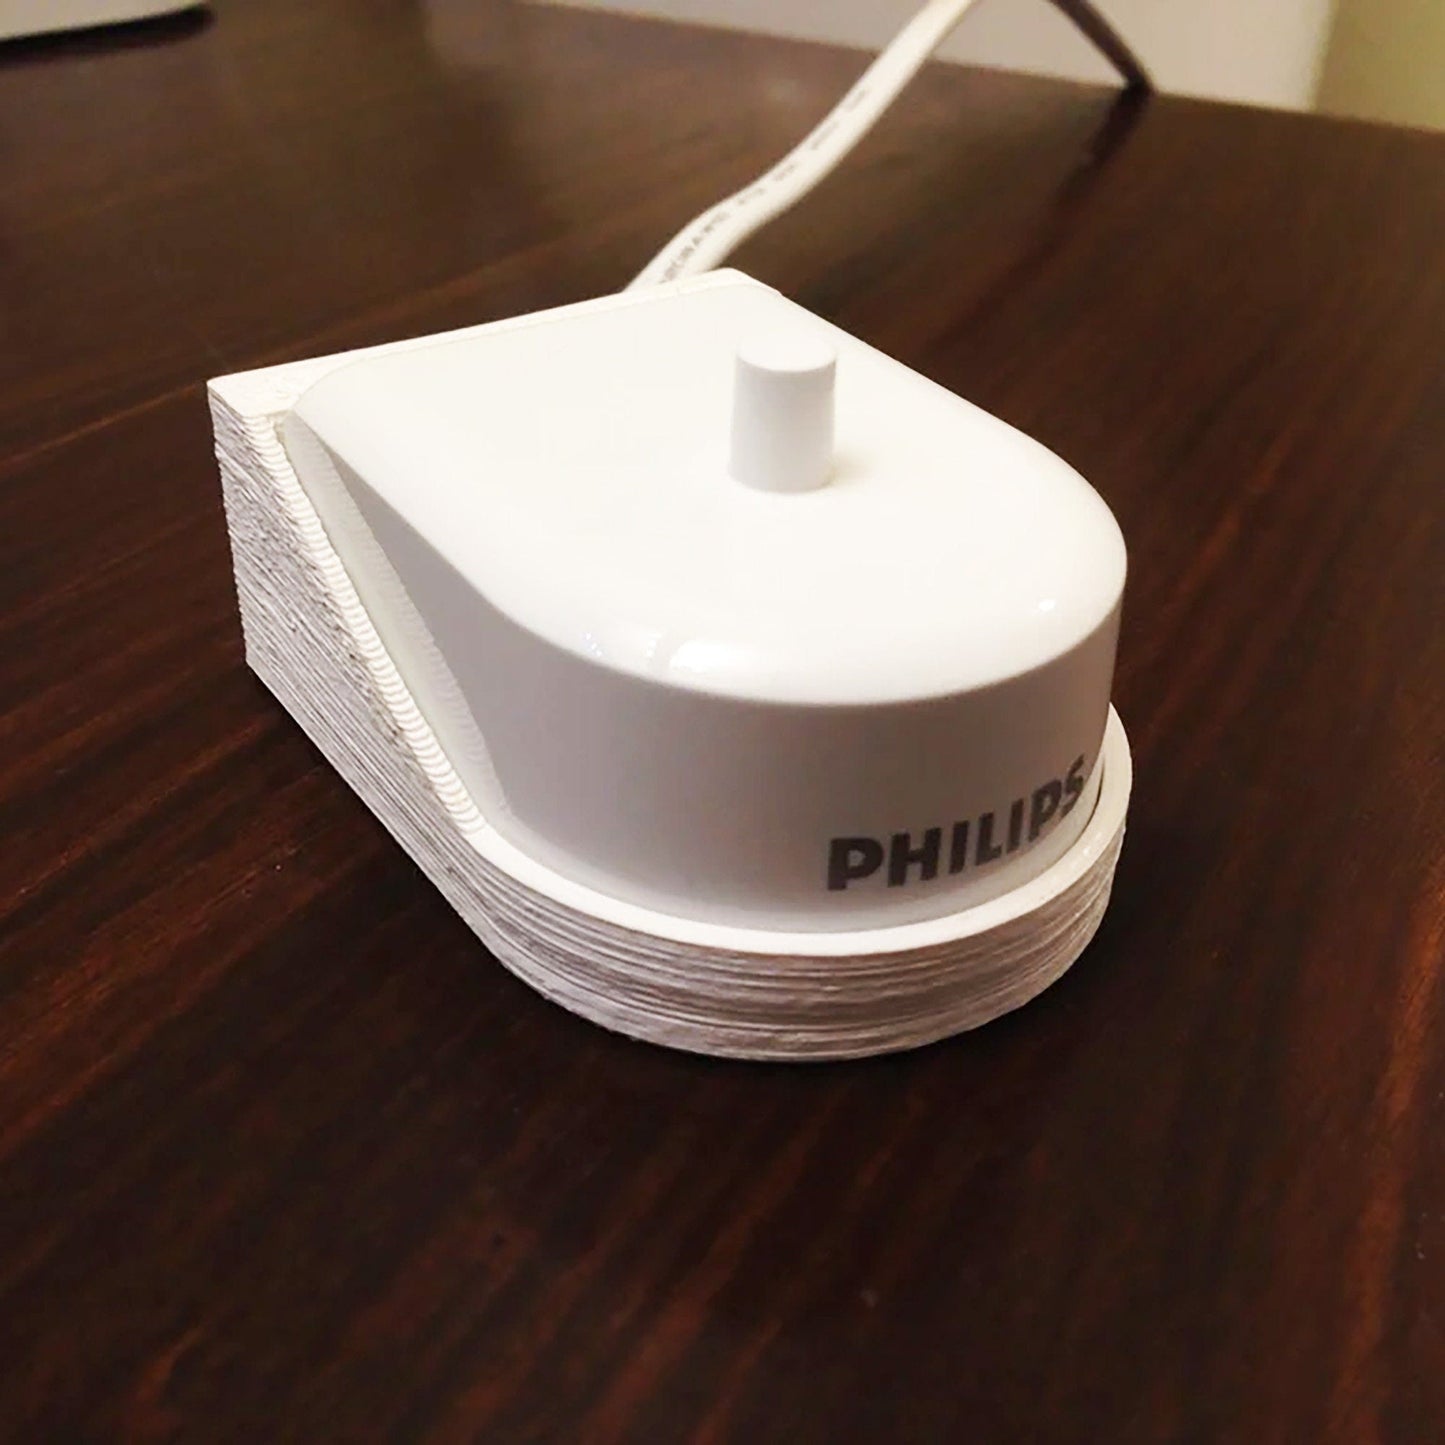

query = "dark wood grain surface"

[2,2,1443,1439]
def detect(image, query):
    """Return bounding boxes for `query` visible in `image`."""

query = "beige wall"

[542,0,1339,111]
[1317,0,1445,130]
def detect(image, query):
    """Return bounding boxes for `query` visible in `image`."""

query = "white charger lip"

[459,706,1131,958]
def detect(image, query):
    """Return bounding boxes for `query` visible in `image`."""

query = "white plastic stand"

[210,333,1131,1062]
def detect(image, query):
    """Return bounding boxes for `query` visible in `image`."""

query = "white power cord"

[628,0,1149,290]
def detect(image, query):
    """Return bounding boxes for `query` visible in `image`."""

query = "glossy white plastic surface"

[283,272,1126,930]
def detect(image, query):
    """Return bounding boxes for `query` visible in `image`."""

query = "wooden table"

[3,2,1442,1438]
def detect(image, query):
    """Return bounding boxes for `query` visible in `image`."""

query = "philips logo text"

[827,755,1088,891]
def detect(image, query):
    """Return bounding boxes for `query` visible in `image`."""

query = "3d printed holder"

[210,300,1130,1062]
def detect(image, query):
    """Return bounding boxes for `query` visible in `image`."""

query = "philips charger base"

[209,336,1130,1062]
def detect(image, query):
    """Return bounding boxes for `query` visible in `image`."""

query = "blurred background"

[4,1,1442,132]
[543,0,1445,130]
